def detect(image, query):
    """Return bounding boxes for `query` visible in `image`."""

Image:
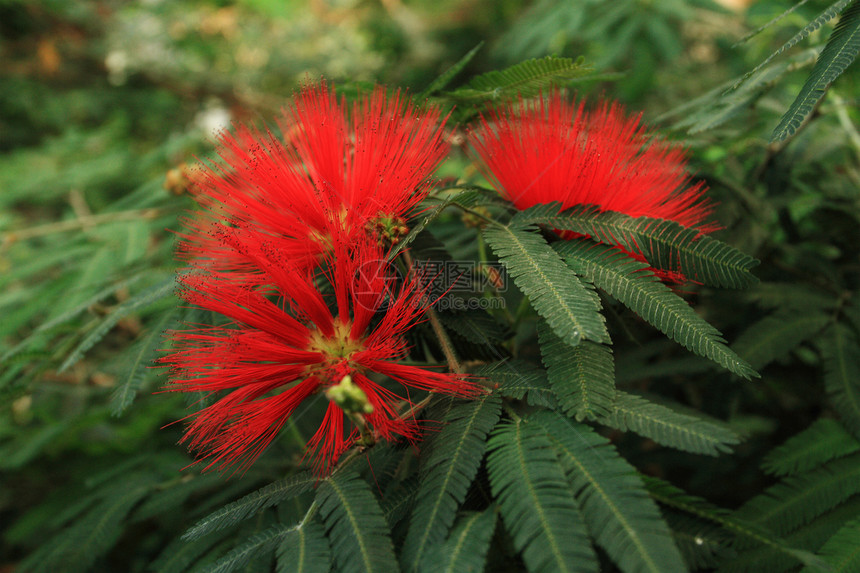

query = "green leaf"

[59,271,175,372]
[800,517,860,572]
[487,418,597,573]
[133,473,223,523]
[536,319,615,420]
[517,203,760,290]
[437,309,507,345]
[666,514,730,571]
[184,472,316,540]
[821,322,860,438]
[762,418,860,477]
[733,452,860,542]
[598,392,741,456]
[731,309,830,371]
[533,411,686,573]
[418,42,483,99]
[772,1,860,142]
[111,305,180,416]
[730,0,853,92]
[447,56,595,101]
[727,497,860,573]
[276,519,331,573]
[483,222,607,347]
[643,476,822,570]
[19,474,155,573]
[733,0,816,46]
[555,240,756,379]
[316,471,398,573]
[152,528,237,573]
[205,523,295,573]
[401,396,502,571]
[477,360,558,409]
[418,509,497,573]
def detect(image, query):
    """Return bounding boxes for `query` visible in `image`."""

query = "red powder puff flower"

[470,92,716,279]
[160,234,481,475]
[179,82,449,282]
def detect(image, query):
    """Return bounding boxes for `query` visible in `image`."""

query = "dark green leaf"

[536,319,615,420]
[483,222,607,347]
[316,471,398,573]
[763,418,860,477]
[772,1,860,142]
[276,519,331,573]
[732,309,830,371]
[821,322,860,438]
[556,240,756,379]
[487,418,597,573]
[401,396,502,571]
[517,203,760,290]
[418,509,497,573]
[184,472,316,540]
[598,392,741,456]
[534,411,686,573]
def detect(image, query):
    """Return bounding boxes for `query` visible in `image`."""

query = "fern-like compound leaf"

[731,309,830,371]
[183,472,316,540]
[401,396,502,571]
[772,0,860,142]
[733,452,860,543]
[821,322,860,439]
[20,474,156,573]
[727,498,860,573]
[276,519,331,573]
[59,272,176,372]
[556,240,756,379]
[316,470,398,573]
[478,359,558,408]
[667,513,731,571]
[762,418,860,477]
[643,476,822,571]
[517,203,760,290]
[800,517,860,572]
[536,319,615,420]
[417,42,484,99]
[151,527,236,573]
[206,523,296,573]
[448,55,594,101]
[419,509,498,573]
[533,411,686,573]
[487,418,597,573]
[437,309,507,345]
[483,222,607,347]
[598,392,741,456]
[110,305,180,416]
[730,0,853,92]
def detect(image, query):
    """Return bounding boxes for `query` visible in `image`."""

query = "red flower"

[470,92,716,279]
[160,235,481,475]
[180,82,450,282]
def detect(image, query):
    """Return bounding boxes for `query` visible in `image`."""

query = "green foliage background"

[2,0,860,571]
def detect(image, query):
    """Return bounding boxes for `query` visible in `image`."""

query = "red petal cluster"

[179,82,450,282]
[470,92,716,279]
[160,83,479,475]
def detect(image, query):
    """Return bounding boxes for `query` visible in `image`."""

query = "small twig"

[2,208,168,242]
[402,249,463,375]
[68,189,94,230]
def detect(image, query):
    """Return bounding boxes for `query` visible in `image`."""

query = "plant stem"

[401,249,464,375]
[3,208,169,242]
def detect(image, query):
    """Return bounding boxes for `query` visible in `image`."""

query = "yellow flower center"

[308,321,363,361]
